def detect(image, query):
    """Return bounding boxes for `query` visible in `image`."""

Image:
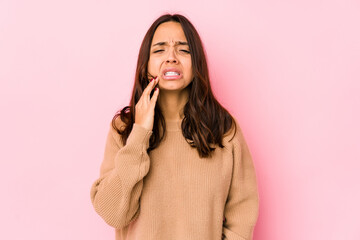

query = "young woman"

[90,14,259,240]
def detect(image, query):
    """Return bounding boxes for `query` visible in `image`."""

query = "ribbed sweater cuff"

[126,123,153,149]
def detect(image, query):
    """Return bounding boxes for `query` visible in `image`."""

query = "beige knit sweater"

[90,116,259,240]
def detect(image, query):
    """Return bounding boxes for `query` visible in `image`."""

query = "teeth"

[164,71,180,76]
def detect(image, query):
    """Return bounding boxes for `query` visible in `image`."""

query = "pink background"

[1,0,359,239]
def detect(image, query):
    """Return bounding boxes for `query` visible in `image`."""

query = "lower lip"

[162,73,182,80]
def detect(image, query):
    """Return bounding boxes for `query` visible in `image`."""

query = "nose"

[166,48,178,64]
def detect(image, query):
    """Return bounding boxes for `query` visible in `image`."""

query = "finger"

[143,77,158,97]
[150,87,160,106]
[138,77,156,102]
[147,72,156,80]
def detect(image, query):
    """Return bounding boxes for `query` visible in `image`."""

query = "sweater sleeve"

[222,121,260,240]
[90,118,153,229]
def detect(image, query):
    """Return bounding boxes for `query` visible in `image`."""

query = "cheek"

[185,61,193,74]
[147,57,154,70]
[148,57,161,71]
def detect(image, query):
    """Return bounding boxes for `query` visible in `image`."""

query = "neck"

[157,88,189,121]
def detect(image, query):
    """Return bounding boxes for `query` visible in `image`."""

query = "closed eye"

[153,49,190,53]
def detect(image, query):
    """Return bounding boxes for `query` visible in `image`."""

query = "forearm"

[90,123,152,228]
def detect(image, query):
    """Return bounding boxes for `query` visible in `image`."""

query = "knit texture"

[90,116,259,240]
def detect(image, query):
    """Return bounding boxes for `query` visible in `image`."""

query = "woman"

[90,14,259,240]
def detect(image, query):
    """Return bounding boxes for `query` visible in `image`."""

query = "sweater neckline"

[164,119,182,132]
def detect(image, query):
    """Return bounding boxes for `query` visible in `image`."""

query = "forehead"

[151,21,187,44]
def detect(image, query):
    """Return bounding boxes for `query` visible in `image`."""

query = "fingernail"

[150,78,154,82]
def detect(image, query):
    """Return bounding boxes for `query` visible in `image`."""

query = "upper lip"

[162,67,182,76]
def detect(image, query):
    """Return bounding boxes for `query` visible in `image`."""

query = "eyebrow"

[151,41,189,47]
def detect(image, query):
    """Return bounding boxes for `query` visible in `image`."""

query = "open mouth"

[164,71,180,76]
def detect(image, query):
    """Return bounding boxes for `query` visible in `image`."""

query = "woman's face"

[148,21,193,92]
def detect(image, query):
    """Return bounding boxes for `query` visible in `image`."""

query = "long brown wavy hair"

[112,13,237,158]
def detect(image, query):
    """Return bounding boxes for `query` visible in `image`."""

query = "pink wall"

[1,0,359,239]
